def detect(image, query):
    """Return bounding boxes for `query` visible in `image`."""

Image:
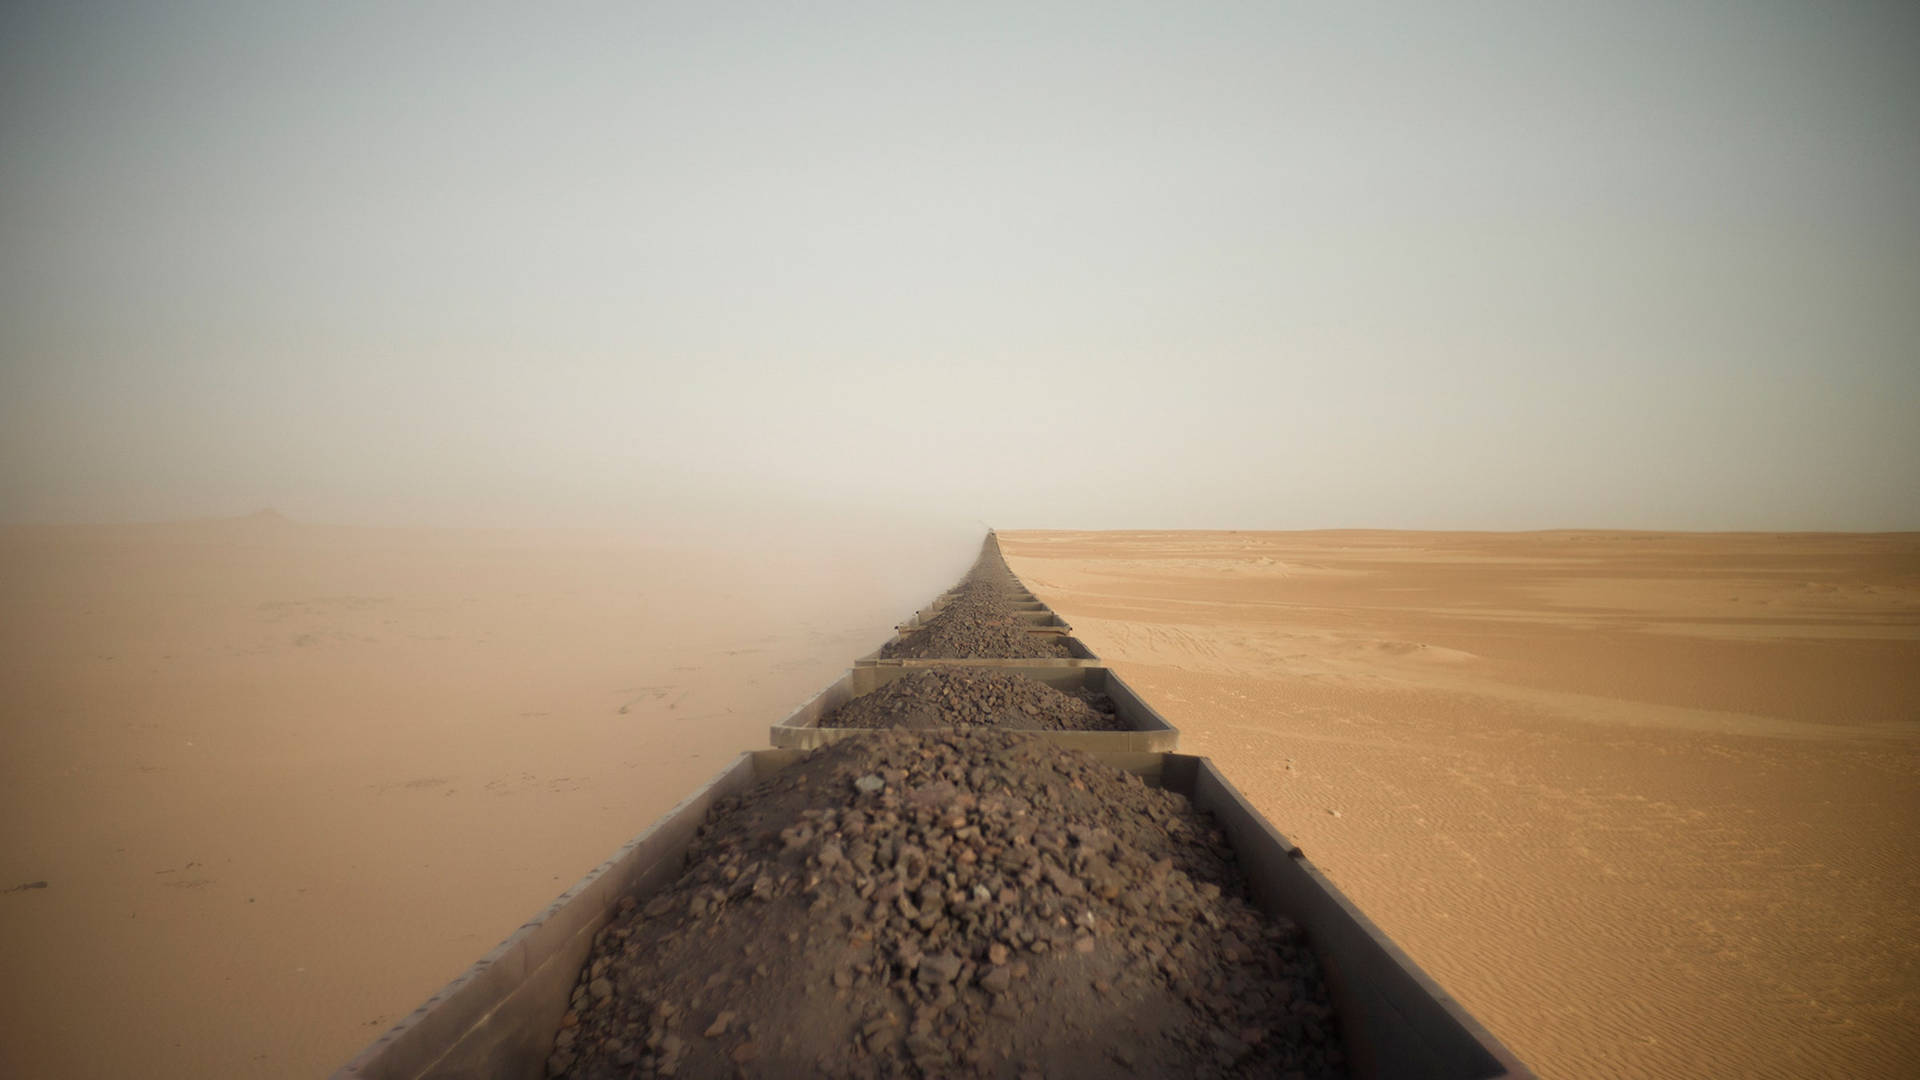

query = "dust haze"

[4,2,1918,533]
[2,4,1918,1078]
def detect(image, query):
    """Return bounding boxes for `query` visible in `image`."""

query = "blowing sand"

[1001,530,1920,1079]
[0,513,970,1079]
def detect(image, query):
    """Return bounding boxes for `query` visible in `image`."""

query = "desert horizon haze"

[2,2,1918,1078]
[2,1,1916,533]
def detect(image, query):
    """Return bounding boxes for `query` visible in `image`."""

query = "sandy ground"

[1001,530,1920,1079]
[0,513,970,1079]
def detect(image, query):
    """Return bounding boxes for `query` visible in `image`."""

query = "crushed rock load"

[549,730,1343,1080]
[822,668,1123,733]
[881,583,1070,661]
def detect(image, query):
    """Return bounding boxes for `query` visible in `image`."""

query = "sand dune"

[1002,529,1920,1079]
[0,515,970,1079]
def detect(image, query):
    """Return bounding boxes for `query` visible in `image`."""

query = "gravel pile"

[821,668,1123,733]
[548,730,1343,1080]
[881,581,1070,661]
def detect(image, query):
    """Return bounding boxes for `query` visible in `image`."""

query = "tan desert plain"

[3,519,1917,1079]
[1001,530,1920,1080]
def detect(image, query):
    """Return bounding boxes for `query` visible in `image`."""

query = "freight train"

[333,534,1530,1079]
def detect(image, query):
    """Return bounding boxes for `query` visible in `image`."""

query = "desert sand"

[0,513,970,1079]
[1001,530,1920,1079]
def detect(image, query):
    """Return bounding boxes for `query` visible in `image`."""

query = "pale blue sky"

[3,2,1916,530]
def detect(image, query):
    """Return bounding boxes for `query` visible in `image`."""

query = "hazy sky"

[3,2,1916,531]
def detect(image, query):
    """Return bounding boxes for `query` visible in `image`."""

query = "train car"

[898,608,1070,632]
[852,636,1103,668]
[768,663,1180,753]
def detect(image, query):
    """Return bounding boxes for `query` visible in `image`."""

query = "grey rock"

[978,966,1012,995]
[916,952,963,985]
